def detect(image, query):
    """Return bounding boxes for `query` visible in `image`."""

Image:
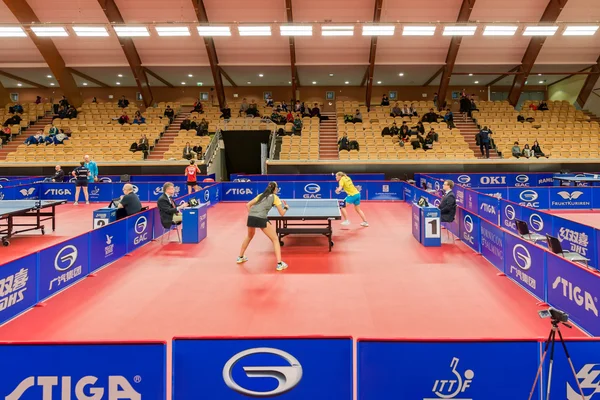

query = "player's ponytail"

[256,181,278,204]
[336,171,346,178]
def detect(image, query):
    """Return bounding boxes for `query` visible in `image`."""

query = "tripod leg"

[529,329,554,400]
[546,329,558,400]
[556,326,586,399]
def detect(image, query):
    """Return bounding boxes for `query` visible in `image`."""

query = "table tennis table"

[267,199,342,251]
[0,200,66,246]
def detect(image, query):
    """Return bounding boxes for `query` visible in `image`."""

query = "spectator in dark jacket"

[118,96,129,108]
[338,132,350,151]
[164,106,175,123]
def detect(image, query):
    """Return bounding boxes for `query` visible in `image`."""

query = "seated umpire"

[117,183,142,220]
[438,180,457,223]
[157,182,188,229]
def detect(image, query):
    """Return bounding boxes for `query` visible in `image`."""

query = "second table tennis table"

[0,200,67,246]
[267,199,342,251]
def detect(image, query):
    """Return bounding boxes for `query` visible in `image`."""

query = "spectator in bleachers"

[220,104,231,120]
[189,116,198,130]
[532,141,545,158]
[239,98,249,116]
[53,131,68,145]
[311,103,321,119]
[401,104,412,117]
[511,142,521,158]
[517,114,525,123]
[538,101,549,111]
[414,121,425,136]
[192,100,203,113]
[51,165,65,182]
[59,96,69,109]
[411,133,424,150]
[56,106,67,119]
[410,103,419,117]
[164,105,175,123]
[118,96,129,108]
[48,124,59,136]
[443,109,455,129]
[469,99,479,117]
[422,108,438,123]
[25,130,44,146]
[281,101,288,112]
[271,111,286,125]
[91,97,97,103]
[180,117,192,130]
[247,100,259,117]
[390,122,399,136]
[193,144,203,156]
[4,113,21,126]
[66,106,77,119]
[423,130,435,151]
[286,110,294,123]
[338,132,350,151]
[1,126,11,144]
[84,155,98,183]
[399,121,410,141]
[390,102,401,117]
[292,114,303,135]
[459,95,470,114]
[433,93,438,108]
[118,111,130,125]
[529,103,538,111]
[12,103,23,114]
[183,142,197,160]
[197,118,209,136]
[479,126,492,159]
[265,96,274,107]
[381,95,390,106]
[353,109,363,123]
[294,100,302,113]
[35,96,42,104]
[133,111,145,125]
[428,128,439,142]
[522,144,532,158]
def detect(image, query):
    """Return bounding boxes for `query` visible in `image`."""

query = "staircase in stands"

[583,110,600,124]
[0,113,55,160]
[454,113,500,159]
[318,112,338,160]
[147,107,192,160]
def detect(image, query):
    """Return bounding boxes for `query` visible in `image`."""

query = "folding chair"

[545,234,590,267]
[161,223,181,244]
[515,219,545,244]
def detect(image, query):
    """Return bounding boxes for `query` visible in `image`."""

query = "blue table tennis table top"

[0,200,65,216]
[554,174,600,183]
[268,199,341,219]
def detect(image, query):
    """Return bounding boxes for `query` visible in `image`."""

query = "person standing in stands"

[164,105,175,123]
[72,161,90,205]
[438,180,457,223]
[185,160,201,194]
[479,126,492,159]
[84,155,98,182]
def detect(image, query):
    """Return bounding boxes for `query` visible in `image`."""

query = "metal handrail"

[203,129,221,166]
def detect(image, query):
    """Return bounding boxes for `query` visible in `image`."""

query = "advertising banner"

[89,219,128,273]
[126,209,154,253]
[40,183,75,201]
[552,216,596,268]
[0,253,37,325]
[111,182,150,202]
[412,203,421,242]
[549,187,593,209]
[87,183,114,202]
[222,182,257,201]
[38,235,89,301]
[13,184,39,200]
[427,173,554,188]
[365,181,404,201]
[520,206,554,238]
[464,189,479,214]
[0,342,166,400]
[475,187,508,199]
[508,187,550,209]
[404,184,416,204]
[293,182,334,200]
[172,337,352,399]
[478,193,500,225]
[148,182,185,202]
[480,220,504,272]
[504,234,546,300]
[547,254,600,336]
[230,173,384,181]
[454,184,465,207]
[543,340,600,397]
[500,200,521,234]
[0,186,16,200]
[357,340,539,399]
[459,210,480,252]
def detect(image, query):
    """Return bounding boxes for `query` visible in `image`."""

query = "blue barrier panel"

[365,181,404,200]
[504,234,546,300]
[543,340,600,397]
[13,184,40,200]
[0,186,16,200]
[40,183,75,200]
[549,187,593,209]
[480,219,504,272]
[222,182,257,201]
[521,206,554,238]
[0,342,167,399]
[231,173,384,181]
[0,253,37,325]
[426,173,555,187]
[552,216,596,268]
[447,208,460,238]
[508,187,550,209]
[404,184,415,204]
[89,219,128,273]
[478,193,500,226]
[459,209,480,252]
[500,200,521,234]
[38,235,89,302]
[357,340,539,399]
[475,187,508,199]
[293,181,334,199]
[547,254,600,336]
[87,183,114,202]
[172,337,353,399]
[454,184,465,207]
[201,183,220,207]
[126,209,154,253]
[464,188,479,214]
[148,182,186,202]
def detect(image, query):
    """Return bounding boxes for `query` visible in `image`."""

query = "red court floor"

[550,210,600,229]
[0,202,585,342]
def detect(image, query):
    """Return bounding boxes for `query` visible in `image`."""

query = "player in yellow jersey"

[335,172,368,227]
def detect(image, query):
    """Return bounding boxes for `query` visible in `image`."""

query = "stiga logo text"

[5,375,141,400]
[226,188,252,195]
[45,189,72,196]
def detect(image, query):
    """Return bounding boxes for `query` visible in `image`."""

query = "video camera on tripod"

[538,307,569,324]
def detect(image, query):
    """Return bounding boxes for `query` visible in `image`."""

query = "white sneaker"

[341,220,350,226]
[73,202,78,205]
[236,256,248,264]
[361,222,369,227]
[276,261,288,271]
[85,201,89,205]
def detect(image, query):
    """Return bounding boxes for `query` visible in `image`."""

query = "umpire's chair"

[515,219,545,244]
[545,234,590,268]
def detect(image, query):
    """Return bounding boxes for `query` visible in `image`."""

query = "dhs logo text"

[303,183,322,199]
[133,216,148,245]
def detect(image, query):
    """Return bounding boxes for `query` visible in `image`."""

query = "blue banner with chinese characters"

[0,254,37,325]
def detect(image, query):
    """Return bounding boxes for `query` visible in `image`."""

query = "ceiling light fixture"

[377,81,382,84]
[155,26,190,36]
[329,73,334,77]
[73,26,109,37]
[280,25,312,36]
[181,82,186,85]
[238,26,271,36]
[468,73,473,76]
[474,81,479,84]
[345,81,350,84]
[0,27,26,37]
[197,26,231,36]
[188,74,193,77]
[312,81,317,84]
[322,25,354,36]
[403,26,436,36]
[83,82,88,86]
[17,83,22,87]
[116,82,121,85]
[539,80,544,84]
[247,81,251,84]
[258,74,264,77]
[197,82,203,86]
[523,26,558,36]
[363,25,395,36]
[399,73,404,76]
[538,73,542,76]
[31,26,68,37]
[47,75,52,78]
[563,25,599,36]
[50,83,55,86]
[443,25,477,36]
[114,26,150,37]
[118,74,123,77]
[483,25,518,36]
[288,81,291,84]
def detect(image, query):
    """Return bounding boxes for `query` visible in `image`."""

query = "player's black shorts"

[247,216,269,228]
[187,181,197,187]
[75,180,88,187]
